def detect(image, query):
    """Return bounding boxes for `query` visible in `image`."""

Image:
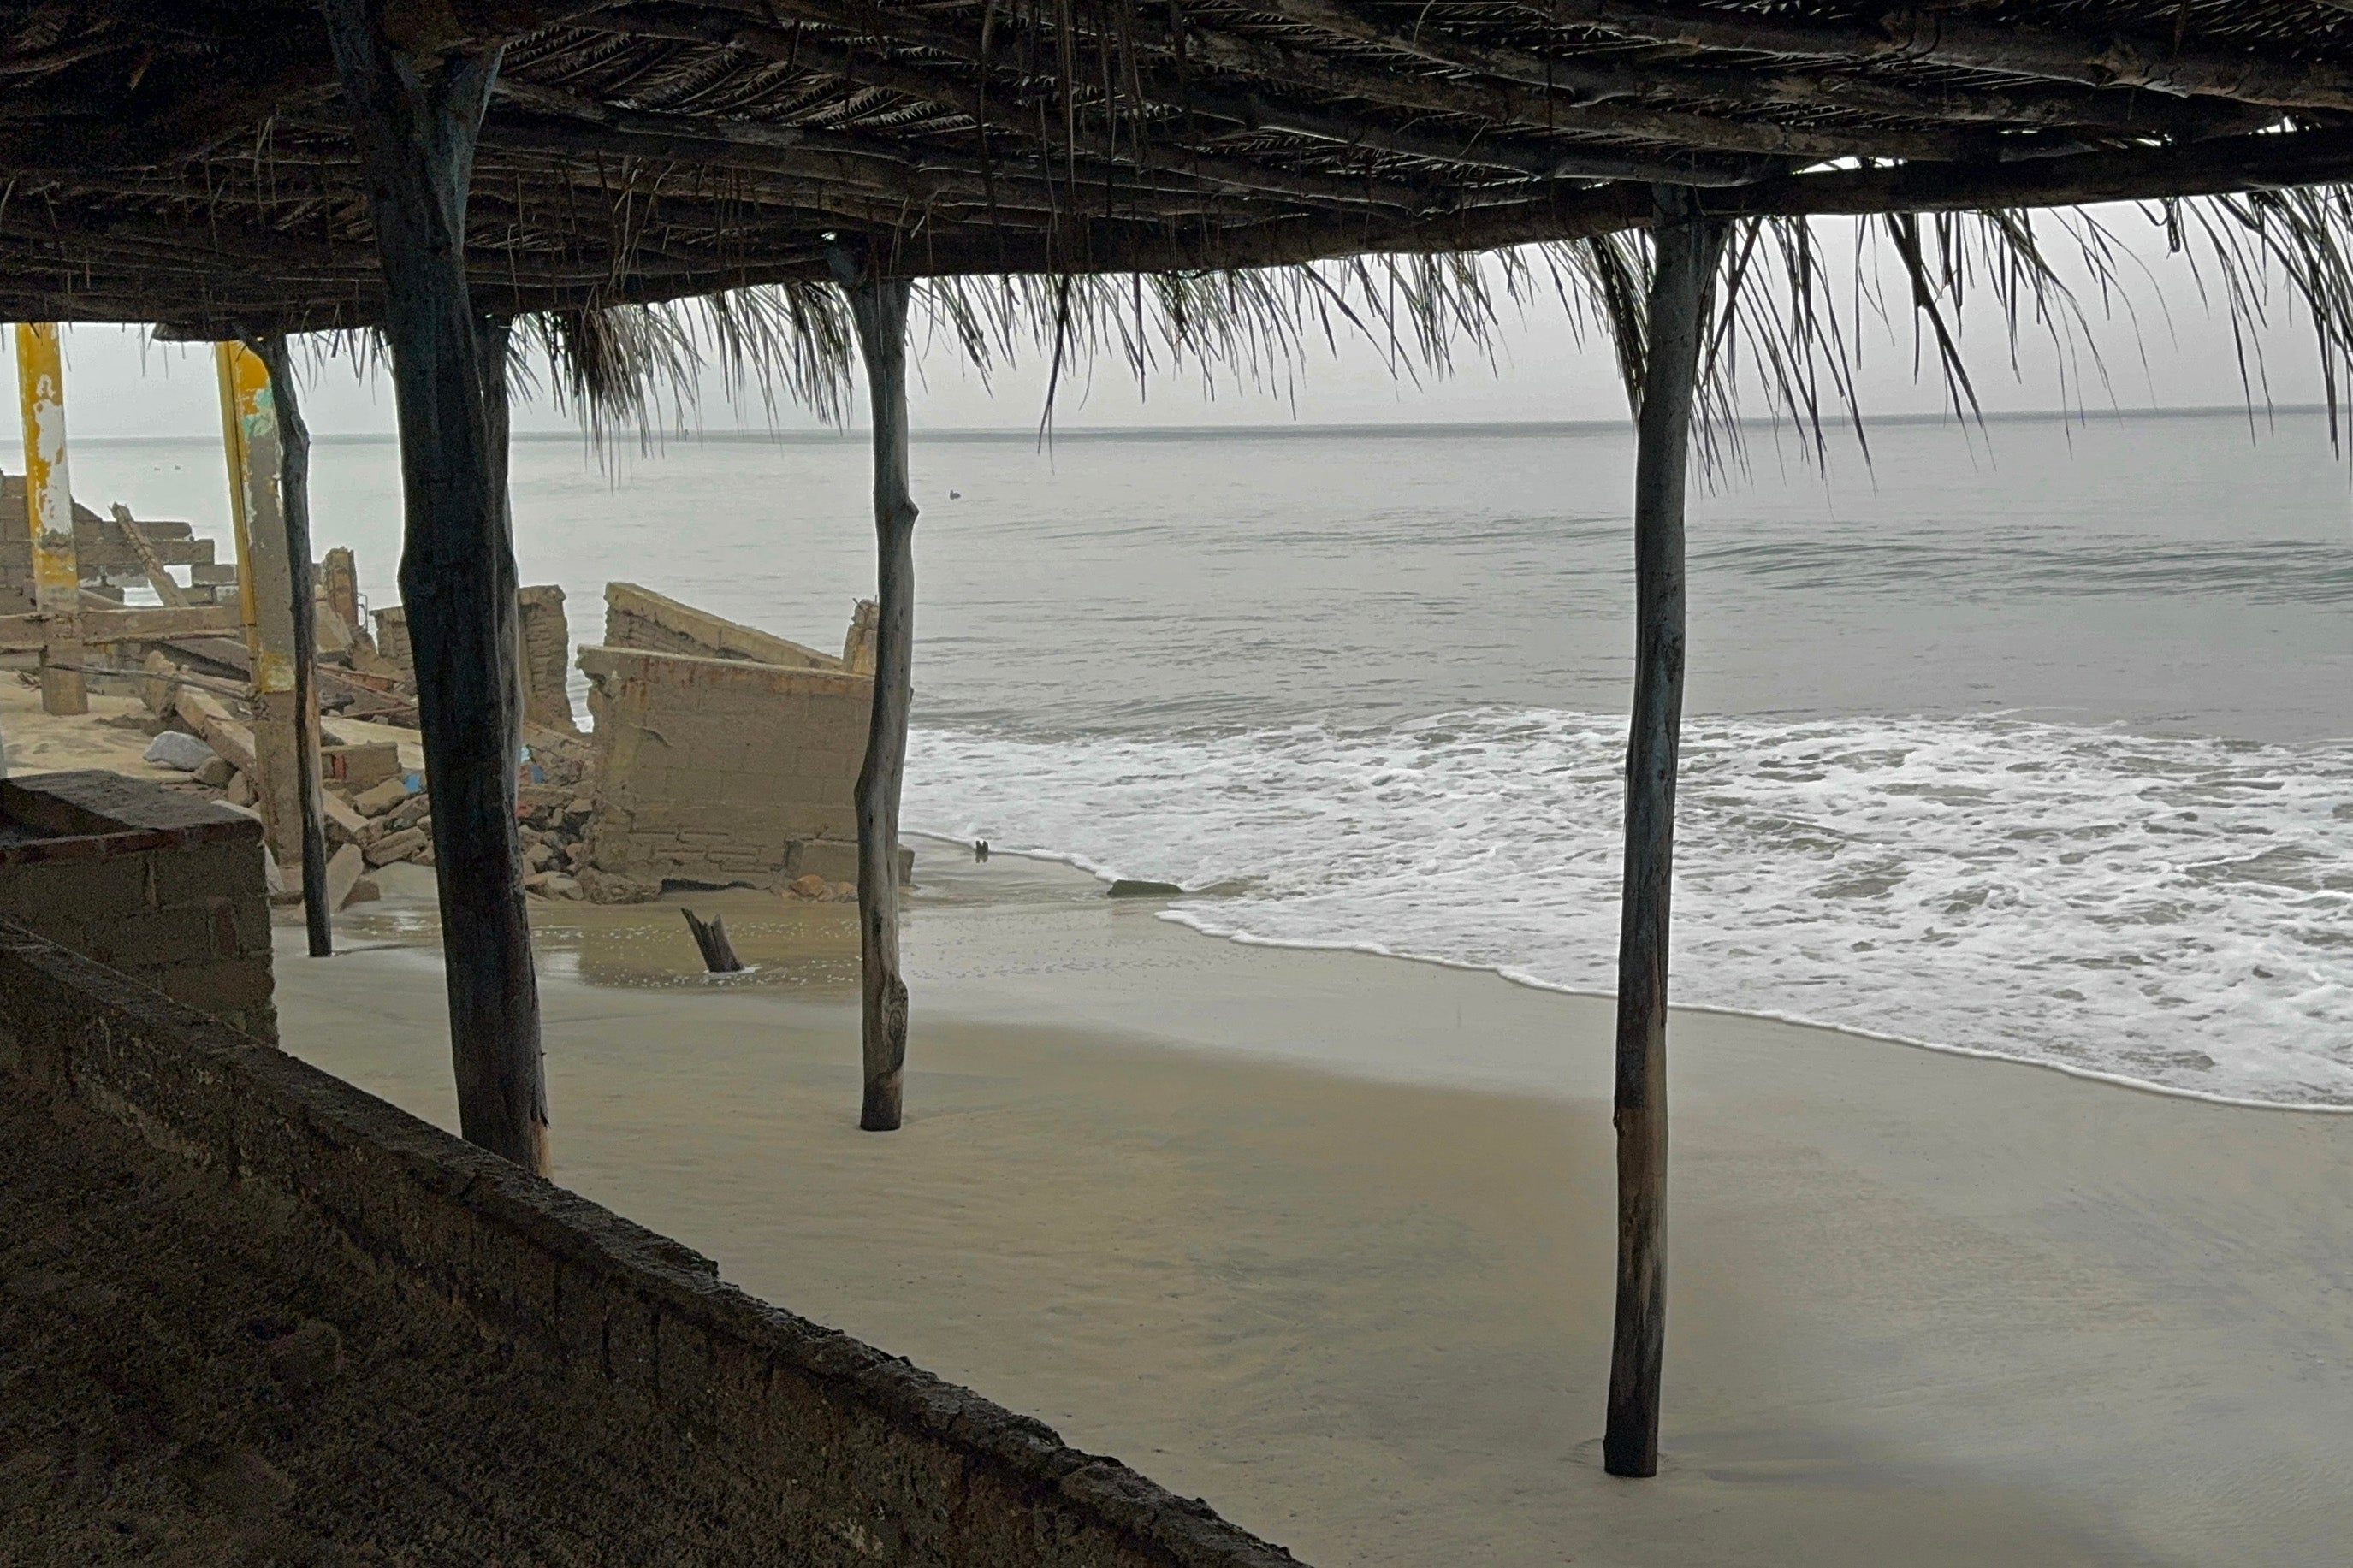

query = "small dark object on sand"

[974,839,989,861]
[681,908,745,973]
[1107,879,1184,898]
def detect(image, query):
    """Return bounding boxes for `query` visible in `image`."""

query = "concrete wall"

[374,589,575,733]
[0,476,218,612]
[0,771,275,1043]
[604,581,846,671]
[578,646,890,888]
[519,584,578,733]
[0,921,1303,1568]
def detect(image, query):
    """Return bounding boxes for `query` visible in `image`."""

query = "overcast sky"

[0,207,2333,443]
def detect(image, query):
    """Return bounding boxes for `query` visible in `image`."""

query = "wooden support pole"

[324,2,548,1175]
[215,340,307,884]
[250,335,334,957]
[830,246,917,1133]
[14,323,86,717]
[1603,188,1727,1482]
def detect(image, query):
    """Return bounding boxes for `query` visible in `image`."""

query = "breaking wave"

[906,711,2353,1108]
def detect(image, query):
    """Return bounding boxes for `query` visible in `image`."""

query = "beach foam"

[908,711,2353,1107]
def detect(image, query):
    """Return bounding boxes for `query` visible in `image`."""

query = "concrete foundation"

[0,770,274,1042]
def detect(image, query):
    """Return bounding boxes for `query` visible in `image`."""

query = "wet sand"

[276,852,2351,1568]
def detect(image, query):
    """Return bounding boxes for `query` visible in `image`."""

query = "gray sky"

[0,208,2332,442]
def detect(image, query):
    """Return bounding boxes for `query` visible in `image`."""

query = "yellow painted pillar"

[15,323,86,716]
[215,342,305,872]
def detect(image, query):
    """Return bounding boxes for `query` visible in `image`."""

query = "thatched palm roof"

[8,2,2353,335]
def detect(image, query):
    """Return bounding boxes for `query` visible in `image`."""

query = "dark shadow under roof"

[6,0,2353,331]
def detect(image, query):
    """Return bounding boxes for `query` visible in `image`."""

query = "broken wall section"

[602,582,845,672]
[372,584,577,735]
[578,646,899,893]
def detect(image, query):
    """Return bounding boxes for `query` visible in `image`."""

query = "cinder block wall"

[374,592,575,734]
[518,584,578,734]
[603,581,845,671]
[0,924,1303,1568]
[578,647,882,887]
[0,772,275,1042]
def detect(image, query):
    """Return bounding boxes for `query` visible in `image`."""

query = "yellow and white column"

[216,341,305,870]
[15,323,86,716]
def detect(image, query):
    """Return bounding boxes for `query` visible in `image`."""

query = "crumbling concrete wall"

[0,921,1303,1568]
[0,476,220,613]
[519,584,578,733]
[374,588,576,734]
[578,646,894,890]
[604,581,846,671]
[0,772,274,1042]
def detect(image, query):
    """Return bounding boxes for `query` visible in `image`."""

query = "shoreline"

[279,850,2353,1567]
[910,832,2353,1117]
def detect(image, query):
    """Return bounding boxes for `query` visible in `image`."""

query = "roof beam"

[1519,2,2353,114]
[601,8,1439,211]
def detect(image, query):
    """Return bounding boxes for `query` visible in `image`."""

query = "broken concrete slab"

[353,778,410,817]
[323,843,365,912]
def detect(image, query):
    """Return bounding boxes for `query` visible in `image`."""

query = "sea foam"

[907,711,2353,1108]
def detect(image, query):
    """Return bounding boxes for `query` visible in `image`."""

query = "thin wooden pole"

[830,246,917,1133]
[250,335,333,957]
[215,342,307,887]
[1603,187,1728,1481]
[323,3,548,1175]
[15,323,86,717]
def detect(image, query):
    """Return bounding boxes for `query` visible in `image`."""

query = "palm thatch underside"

[10,3,2353,431]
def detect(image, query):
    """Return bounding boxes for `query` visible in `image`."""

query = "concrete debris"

[353,776,410,817]
[140,730,215,771]
[323,843,366,911]
[362,826,429,867]
[71,566,908,909]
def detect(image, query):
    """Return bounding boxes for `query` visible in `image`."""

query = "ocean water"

[66,410,2353,1105]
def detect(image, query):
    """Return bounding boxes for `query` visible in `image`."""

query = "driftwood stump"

[1604,188,1727,1482]
[681,909,745,974]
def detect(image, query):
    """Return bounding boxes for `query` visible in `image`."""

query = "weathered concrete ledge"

[0,920,1302,1566]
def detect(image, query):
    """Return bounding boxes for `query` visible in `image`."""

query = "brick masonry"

[602,581,850,672]
[578,646,901,888]
[0,476,216,613]
[0,771,276,1043]
[373,587,576,733]
[0,922,1305,1568]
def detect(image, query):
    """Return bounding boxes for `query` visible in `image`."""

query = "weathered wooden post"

[324,1,548,1175]
[14,322,86,717]
[215,341,309,893]
[828,245,917,1133]
[250,336,334,957]
[1603,188,1728,1481]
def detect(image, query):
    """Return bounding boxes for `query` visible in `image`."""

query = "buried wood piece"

[324,3,548,1176]
[249,335,334,958]
[680,908,745,974]
[1603,187,1728,1482]
[830,246,916,1133]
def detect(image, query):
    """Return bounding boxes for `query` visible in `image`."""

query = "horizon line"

[65,401,2337,445]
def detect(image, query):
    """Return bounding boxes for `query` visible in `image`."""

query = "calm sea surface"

[69,411,2353,1105]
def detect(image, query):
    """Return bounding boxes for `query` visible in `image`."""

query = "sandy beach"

[263,849,2353,1568]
